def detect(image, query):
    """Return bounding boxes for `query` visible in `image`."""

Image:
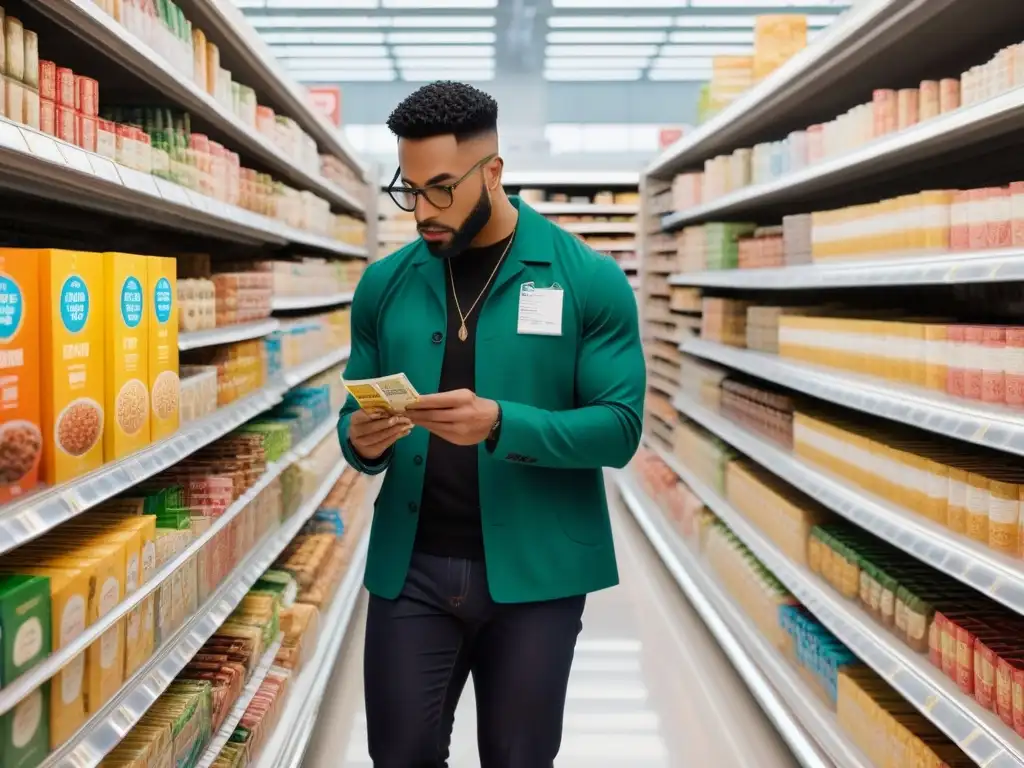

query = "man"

[337,80,645,767]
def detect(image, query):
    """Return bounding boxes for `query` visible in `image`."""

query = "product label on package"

[60,275,89,333]
[120,276,143,328]
[344,373,420,412]
[0,274,24,341]
[154,277,172,324]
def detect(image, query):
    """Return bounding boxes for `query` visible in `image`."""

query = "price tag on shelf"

[155,177,190,207]
[23,131,65,165]
[0,120,29,153]
[89,155,122,185]
[58,144,95,176]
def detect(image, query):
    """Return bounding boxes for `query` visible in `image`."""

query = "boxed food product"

[104,253,150,460]
[148,257,179,441]
[0,685,48,767]
[39,249,105,485]
[0,249,41,502]
[0,575,50,687]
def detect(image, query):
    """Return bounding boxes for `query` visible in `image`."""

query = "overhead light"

[668,30,754,43]
[547,15,671,27]
[545,56,650,69]
[247,16,386,30]
[283,57,394,69]
[295,70,396,81]
[675,14,839,27]
[401,70,495,81]
[546,31,665,43]
[689,0,848,5]
[387,32,495,43]
[544,70,642,81]
[270,45,389,57]
[397,57,494,68]
[545,44,659,57]
[383,0,496,7]
[259,31,389,42]
[660,44,753,56]
[391,14,495,25]
[651,55,712,67]
[391,45,495,56]
[647,69,710,81]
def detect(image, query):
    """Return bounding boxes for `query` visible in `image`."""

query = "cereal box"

[104,253,150,460]
[39,250,105,485]
[0,249,41,502]
[147,257,178,440]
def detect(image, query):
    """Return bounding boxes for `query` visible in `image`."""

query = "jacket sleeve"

[491,254,646,469]
[337,261,392,475]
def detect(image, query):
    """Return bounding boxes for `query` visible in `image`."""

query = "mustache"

[417,222,454,233]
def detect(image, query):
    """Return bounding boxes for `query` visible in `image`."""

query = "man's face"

[397,135,496,258]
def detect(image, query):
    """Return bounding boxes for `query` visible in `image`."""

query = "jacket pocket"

[557,502,602,546]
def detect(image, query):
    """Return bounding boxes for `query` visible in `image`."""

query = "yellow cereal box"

[147,257,178,440]
[104,253,150,460]
[39,250,105,485]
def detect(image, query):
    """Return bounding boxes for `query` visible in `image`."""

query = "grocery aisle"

[304,479,798,768]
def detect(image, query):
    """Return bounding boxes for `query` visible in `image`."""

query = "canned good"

[22,30,37,88]
[4,78,23,126]
[75,76,98,117]
[4,16,23,81]
[38,60,55,101]
[78,114,96,152]
[39,97,54,136]
[55,67,74,107]
[96,118,116,159]
[22,85,38,130]
[55,104,76,144]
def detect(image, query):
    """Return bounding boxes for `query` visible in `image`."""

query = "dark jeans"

[363,552,586,767]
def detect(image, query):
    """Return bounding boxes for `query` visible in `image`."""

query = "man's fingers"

[406,390,470,410]
[358,423,412,449]
[406,408,464,425]
[351,414,410,437]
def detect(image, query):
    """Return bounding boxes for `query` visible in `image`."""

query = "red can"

[96,117,116,159]
[950,191,969,250]
[39,98,55,137]
[77,114,96,153]
[989,186,1012,248]
[982,326,1007,404]
[55,67,75,108]
[968,188,988,250]
[964,325,986,400]
[946,325,966,397]
[38,60,56,102]
[74,76,98,117]
[55,105,75,144]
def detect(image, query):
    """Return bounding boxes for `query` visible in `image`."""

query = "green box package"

[0,683,48,768]
[0,575,50,686]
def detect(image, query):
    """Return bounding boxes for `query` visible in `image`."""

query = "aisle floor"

[306,479,799,767]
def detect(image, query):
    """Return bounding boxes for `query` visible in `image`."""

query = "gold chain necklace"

[447,231,515,342]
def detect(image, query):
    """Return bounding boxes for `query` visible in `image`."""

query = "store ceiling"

[237,0,851,83]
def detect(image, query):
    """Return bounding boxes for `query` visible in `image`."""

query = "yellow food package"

[39,249,105,484]
[0,563,91,746]
[147,257,178,440]
[104,253,150,460]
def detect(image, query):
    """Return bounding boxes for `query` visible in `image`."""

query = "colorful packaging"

[147,257,179,441]
[103,253,150,460]
[0,575,50,687]
[39,250,105,485]
[0,250,41,502]
[0,684,48,768]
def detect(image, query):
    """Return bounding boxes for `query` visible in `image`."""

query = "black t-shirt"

[414,233,513,561]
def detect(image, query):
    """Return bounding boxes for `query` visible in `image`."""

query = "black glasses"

[387,153,496,212]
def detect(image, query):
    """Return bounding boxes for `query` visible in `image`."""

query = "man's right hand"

[348,409,413,460]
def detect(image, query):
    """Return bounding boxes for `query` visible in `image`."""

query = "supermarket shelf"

[28,0,364,214]
[647,436,1024,768]
[671,389,1024,634]
[660,85,1024,231]
[500,171,639,187]
[290,415,339,461]
[564,222,637,235]
[669,249,1024,290]
[40,458,349,768]
[170,0,367,180]
[0,118,359,255]
[179,319,282,350]
[271,292,355,311]
[531,203,638,216]
[645,0,964,179]
[683,338,1024,459]
[619,259,641,271]
[197,633,285,768]
[0,386,281,557]
[615,470,871,768]
[280,345,351,388]
[589,243,637,253]
[255,527,370,768]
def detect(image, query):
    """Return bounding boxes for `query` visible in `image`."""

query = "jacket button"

[413,455,423,465]
[431,331,443,343]
[408,501,418,513]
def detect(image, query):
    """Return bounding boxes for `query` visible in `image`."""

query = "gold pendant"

[458,322,468,341]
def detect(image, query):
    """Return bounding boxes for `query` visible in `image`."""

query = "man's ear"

[487,156,504,191]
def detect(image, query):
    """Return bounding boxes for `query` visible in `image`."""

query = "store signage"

[308,86,342,126]
[658,127,684,149]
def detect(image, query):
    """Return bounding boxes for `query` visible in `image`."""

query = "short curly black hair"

[386,81,498,141]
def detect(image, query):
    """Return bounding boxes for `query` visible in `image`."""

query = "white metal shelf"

[647,437,1024,768]
[179,319,281,350]
[281,345,350,388]
[28,0,364,215]
[531,203,638,216]
[683,338,1024,459]
[500,171,639,187]
[255,526,370,768]
[0,118,361,255]
[669,249,1024,290]
[661,85,1024,230]
[616,470,872,768]
[565,222,637,235]
[672,390,1024,621]
[271,292,355,312]
[197,633,285,768]
[40,457,349,768]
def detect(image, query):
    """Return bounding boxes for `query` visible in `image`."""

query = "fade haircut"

[386,81,498,142]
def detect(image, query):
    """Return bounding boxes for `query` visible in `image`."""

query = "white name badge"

[517,281,563,336]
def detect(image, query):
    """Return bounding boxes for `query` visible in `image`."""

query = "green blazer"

[337,197,646,603]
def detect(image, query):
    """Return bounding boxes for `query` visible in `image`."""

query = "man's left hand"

[405,389,499,446]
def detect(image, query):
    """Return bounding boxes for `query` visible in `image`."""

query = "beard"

[420,184,492,260]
